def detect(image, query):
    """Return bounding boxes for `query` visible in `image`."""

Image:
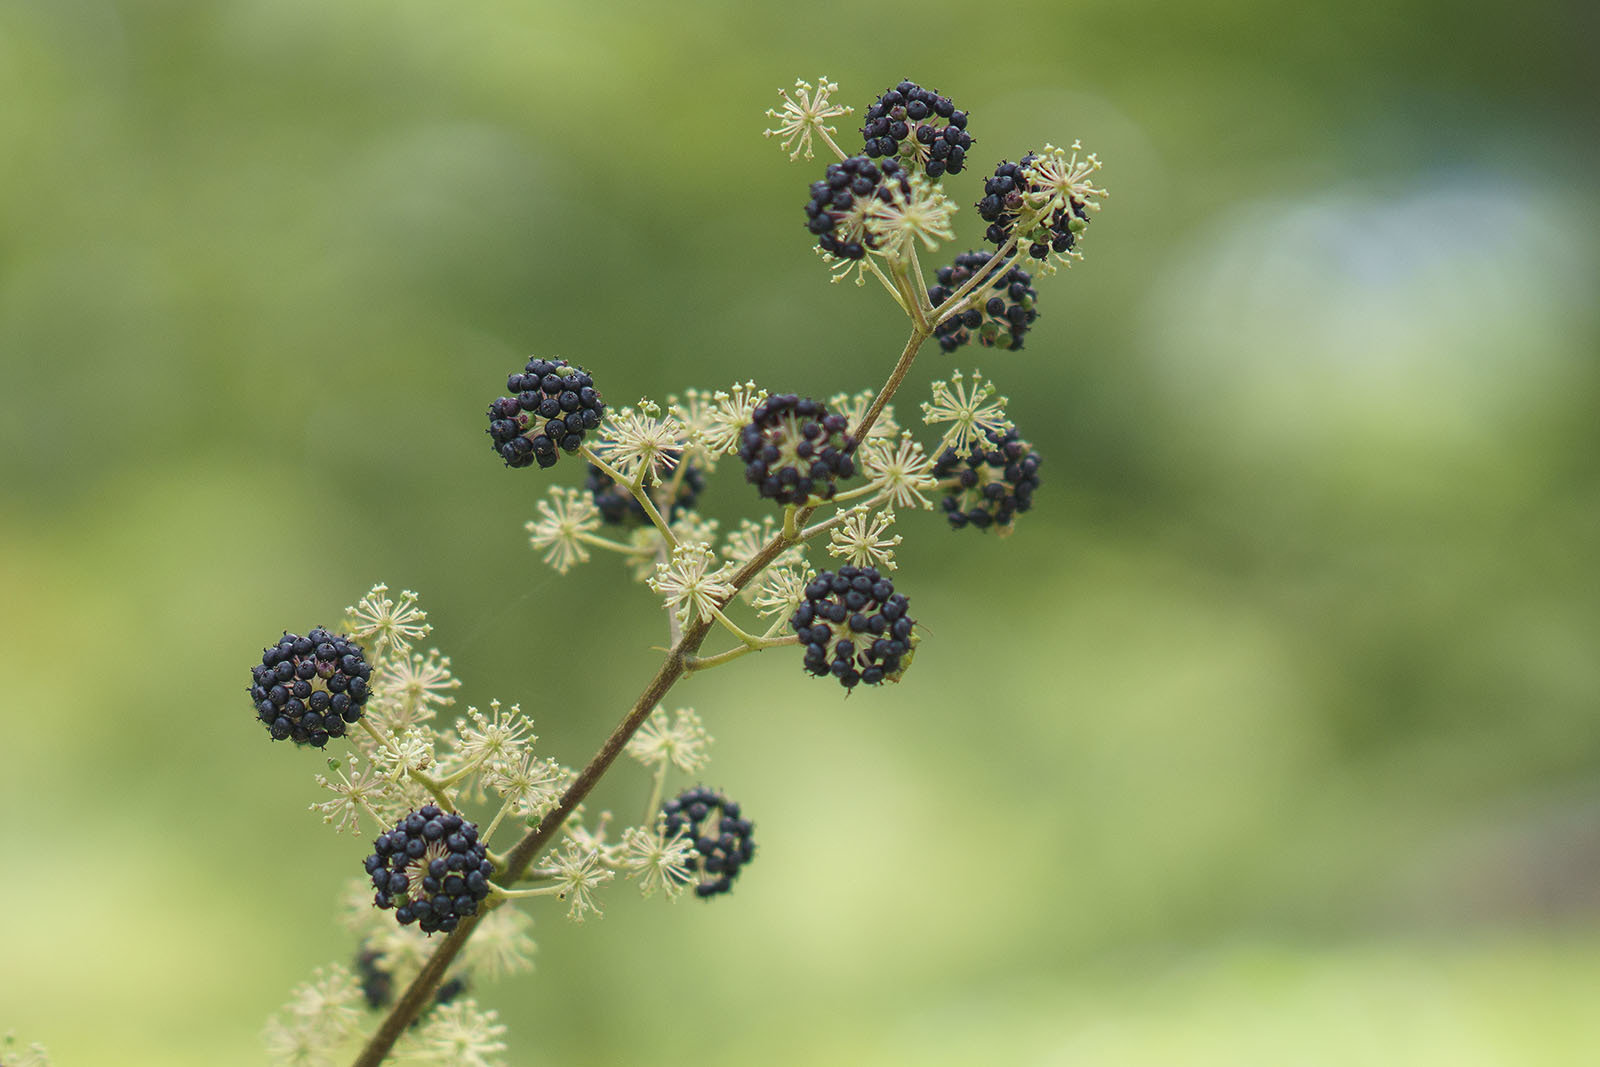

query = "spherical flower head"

[804,155,913,261]
[934,426,1041,533]
[977,143,1107,267]
[860,79,973,178]
[737,393,857,506]
[585,461,705,527]
[660,787,756,898]
[789,565,918,689]
[928,251,1039,353]
[249,628,372,747]
[486,356,605,469]
[365,805,495,935]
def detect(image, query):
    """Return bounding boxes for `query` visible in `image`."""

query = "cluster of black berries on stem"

[805,155,912,261]
[978,154,1090,262]
[487,356,605,469]
[935,426,1042,531]
[928,251,1038,352]
[861,79,972,177]
[249,628,370,747]
[738,393,857,505]
[662,787,756,898]
[365,805,494,935]
[791,565,916,688]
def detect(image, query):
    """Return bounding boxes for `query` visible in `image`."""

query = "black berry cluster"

[738,394,857,505]
[354,942,469,1013]
[977,154,1091,262]
[934,427,1041,531]
[790,565,916,688]
[805,155,911,261]
[249,628,370,747]
[487,357,604,469]
[365,805,494,935]
[928,251,1039,353]
[661,787,756,898]
[586,461,704,527]
[860,79,972,178]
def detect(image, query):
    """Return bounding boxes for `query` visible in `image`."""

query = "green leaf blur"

[1,0,1597,1063]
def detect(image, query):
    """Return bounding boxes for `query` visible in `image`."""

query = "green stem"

[580,444,679,551]
[685,634,799,673]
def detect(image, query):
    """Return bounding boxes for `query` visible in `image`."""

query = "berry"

[365,805,494,935]
[933,426,1041,531]
[859,79,973,178]
[736,394,857,506]
[354,941,470,1017]
[789,565,918,688]
[977,154,1092,262]
[927,251,1039,353]
[660,787,756,898]
[248,628,371,747]
[486,356,605,469]
[586,461,705,527]
[804,155,912,261]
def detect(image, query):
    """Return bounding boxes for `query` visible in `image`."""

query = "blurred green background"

[3,0,1598,1062]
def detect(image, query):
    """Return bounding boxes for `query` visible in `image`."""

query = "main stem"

[354,323,930,1066]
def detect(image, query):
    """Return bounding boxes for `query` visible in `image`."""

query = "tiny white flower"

[550,839,615,922]
[596,400,684,484]
[648,542,737,625]
[454,701,534,770]
[700,381,767,457]
[625,706,713,774]
[827,389,899,443]
[828,506,902,571]
[484,751,570,820]
[525,486,600,574]
[752,561,812,619]
[459,906,538,982]
[620,824,697,899]
[368,725,437,782]
[921,369,1012,454]
[371,648,459,728]
[311,755,387,835]
[405,999,508,1067]
[345,583,430,660]
[763,76,851,161]
[866,172,958,261]
[861,432,938,511]
[666,387,723,470]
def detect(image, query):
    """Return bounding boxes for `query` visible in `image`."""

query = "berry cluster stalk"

[352,323,931,1066]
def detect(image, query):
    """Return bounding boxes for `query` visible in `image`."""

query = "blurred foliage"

[2,0,1598,1063]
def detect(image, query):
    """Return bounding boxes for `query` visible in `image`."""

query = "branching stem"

[355,322,932,1067]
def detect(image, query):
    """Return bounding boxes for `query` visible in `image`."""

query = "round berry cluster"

[738,394,857,506]
[249,628,370,747]
[934,427,1041,531]
[586,461,704,527]
[354,943,469,1013]
[977,155,1090,262]
[927,251,1039,353]
[805,155,911,261]
[790,565,916,688]
[661,787,756,898]
[487,357,604,469]
[860,79,972,178]
[365,805,494,935]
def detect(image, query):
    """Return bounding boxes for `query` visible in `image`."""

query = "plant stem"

[354,324,931,1066]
